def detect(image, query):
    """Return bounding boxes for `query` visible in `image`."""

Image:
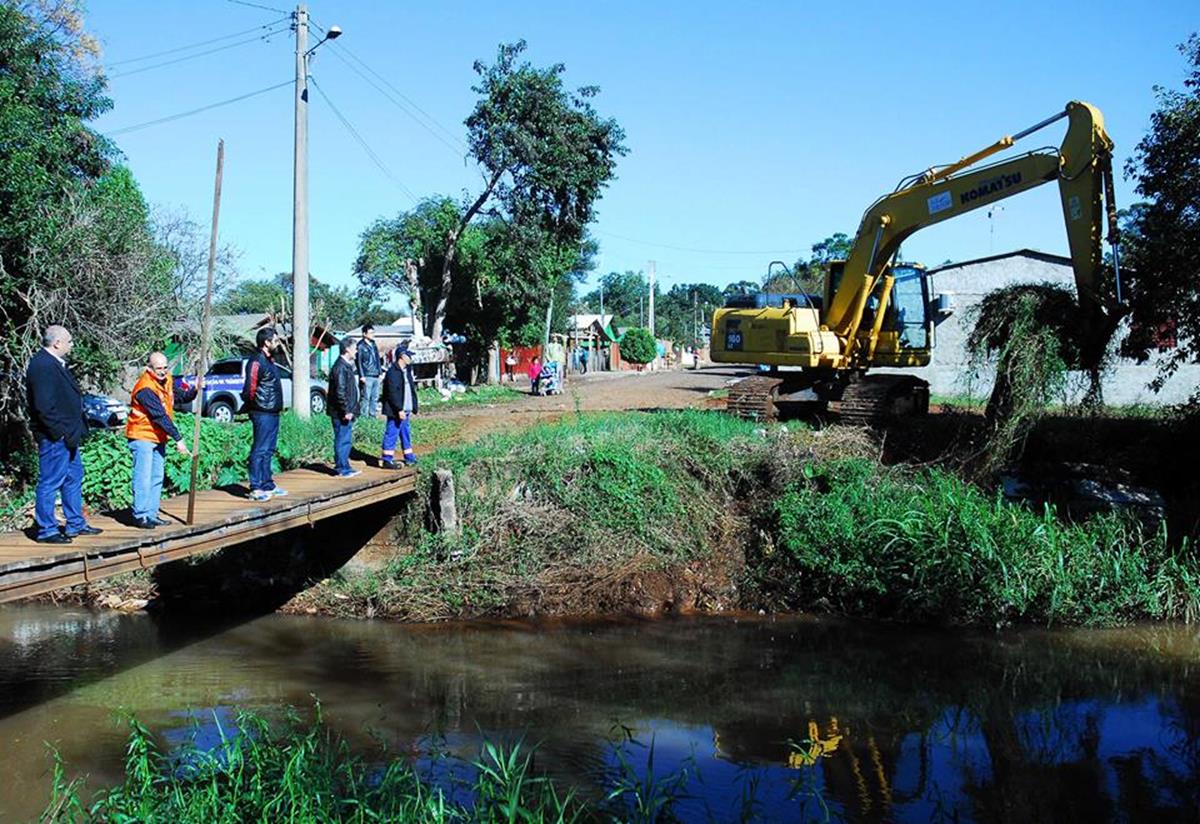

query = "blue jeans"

[331,416,354,474]
[359,376,381,417]
[248,412,280,491]
[35,437,86,539]
[128,439,166,521]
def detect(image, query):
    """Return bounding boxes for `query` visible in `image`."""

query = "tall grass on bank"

[758,459,1200,625]
[308,410,802,621]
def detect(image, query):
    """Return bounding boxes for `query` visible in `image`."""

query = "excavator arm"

[829,101,1122,363]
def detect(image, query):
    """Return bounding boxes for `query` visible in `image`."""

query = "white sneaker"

[270,488,289,497]
[249,490,271,502]
[338,470,362,478]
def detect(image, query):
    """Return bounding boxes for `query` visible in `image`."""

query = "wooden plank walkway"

[0,461,418,604]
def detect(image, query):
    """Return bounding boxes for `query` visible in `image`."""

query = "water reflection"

[0,606,1198,822]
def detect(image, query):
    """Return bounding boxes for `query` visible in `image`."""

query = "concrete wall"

[875,252,1200,406]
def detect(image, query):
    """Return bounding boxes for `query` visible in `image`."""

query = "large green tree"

[0,2,188,441]
[1120,34,1200,395]
[654,283,723,345]
[356,41,622,379]
[580,270,652,328]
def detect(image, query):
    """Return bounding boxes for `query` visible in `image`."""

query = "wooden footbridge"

[0,463,418,604]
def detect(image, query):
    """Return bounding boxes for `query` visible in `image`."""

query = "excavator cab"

[827,261,933,367]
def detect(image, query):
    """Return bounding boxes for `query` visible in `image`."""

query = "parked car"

[177,358,327,423]
[83,393,130,429]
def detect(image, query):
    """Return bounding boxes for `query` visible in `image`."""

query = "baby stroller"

[538,361,563,395]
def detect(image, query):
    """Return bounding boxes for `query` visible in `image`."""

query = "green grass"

[418,384,524,410]
[43,708,704,823]
[757,459,1200,626]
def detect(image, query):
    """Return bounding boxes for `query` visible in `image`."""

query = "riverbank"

[283,409,1199,627]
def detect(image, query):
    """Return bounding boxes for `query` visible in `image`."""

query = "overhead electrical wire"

[106,17,290,67]
[308,18,469,160]
[308,75,419,202]
[109,27,289,79]
[225,0,291,15]
[107,79,293,136]
[594,229,806,256]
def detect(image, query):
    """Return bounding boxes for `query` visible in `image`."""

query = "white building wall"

[876,252,1200,406]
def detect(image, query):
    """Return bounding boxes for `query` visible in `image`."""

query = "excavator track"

[726,375,784,421]
[829,375,929,425]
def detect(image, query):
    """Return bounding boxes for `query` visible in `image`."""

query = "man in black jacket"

[379,344,419,468]
[328,336,361,478]
[242,327,286,501]
[356,323,383,417]
[25,325,102,543]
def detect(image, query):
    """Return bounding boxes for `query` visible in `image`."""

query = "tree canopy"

[1120,34,1200,395]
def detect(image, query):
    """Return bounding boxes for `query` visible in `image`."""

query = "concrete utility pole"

[647,260,656,336]
[291,4,311,417]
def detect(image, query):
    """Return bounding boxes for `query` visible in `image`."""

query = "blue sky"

[88,1,1197,311]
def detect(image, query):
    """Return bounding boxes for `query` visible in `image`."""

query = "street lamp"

[291,7,342,418]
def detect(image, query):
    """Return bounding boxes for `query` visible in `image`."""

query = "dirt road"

[421,366,748,443]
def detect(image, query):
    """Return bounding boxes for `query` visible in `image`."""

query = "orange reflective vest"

[125,370,175,444]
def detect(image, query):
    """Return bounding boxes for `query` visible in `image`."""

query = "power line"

[107,17,290,67]
[327,40,467,155]
[226,0,290,14]
[309,75,418,203]
[307,18,468,160]
[595,229,805,256]
[107,79,293,136]
[110,27,289,79]
[320,45,468,161]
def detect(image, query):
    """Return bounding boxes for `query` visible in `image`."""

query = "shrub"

[619,327,656,364]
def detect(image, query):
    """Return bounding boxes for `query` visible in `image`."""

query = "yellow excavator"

[710,101,1124,423]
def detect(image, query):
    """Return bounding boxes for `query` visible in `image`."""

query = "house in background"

[874,249,1199,405]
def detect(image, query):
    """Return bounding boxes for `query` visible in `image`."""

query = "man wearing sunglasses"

[125,352,196,529]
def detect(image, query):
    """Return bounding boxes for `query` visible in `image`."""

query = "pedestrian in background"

[243,327,286,501]
[25,325,102,543]
[579,346,590,375]
[329,336,361,478]
[126,352,196,529]
[356,322,382,417]
[379,344,419,468]
[504,351,517,382]
[528,356,542,395]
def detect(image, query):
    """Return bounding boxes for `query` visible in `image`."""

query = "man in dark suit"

[25,325,102,543]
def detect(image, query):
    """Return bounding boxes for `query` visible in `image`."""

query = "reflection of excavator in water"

[711,101,1124,423]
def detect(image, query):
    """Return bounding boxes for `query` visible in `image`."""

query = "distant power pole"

[599,281,605,322]
[291,4,311,418]
[639,295,643,327]
[648,260,656,335]
[692,289,697,344]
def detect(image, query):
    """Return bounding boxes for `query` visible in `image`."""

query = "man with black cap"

[328,336,361,478]
[379,341,419,468]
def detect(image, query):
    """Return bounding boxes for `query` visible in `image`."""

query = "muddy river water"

[1,605,1197,822]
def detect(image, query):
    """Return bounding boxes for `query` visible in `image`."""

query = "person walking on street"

[25,325,102,543]
[504,351,517,383]
[243,327,286,501]
[356,323,383,417]
[126,352,196,529]
[579,346,589,375]
[379,344,419,468]
[329,336,361,478]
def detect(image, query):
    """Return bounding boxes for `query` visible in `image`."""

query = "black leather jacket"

[327,358,360,418]
[242,351,282,413]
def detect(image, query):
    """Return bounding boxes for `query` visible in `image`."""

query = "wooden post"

[187,140,224,525]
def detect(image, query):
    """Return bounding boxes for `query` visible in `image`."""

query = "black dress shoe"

[134,519,157,530]
[36,533,72,544]
[66,525,103,537]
